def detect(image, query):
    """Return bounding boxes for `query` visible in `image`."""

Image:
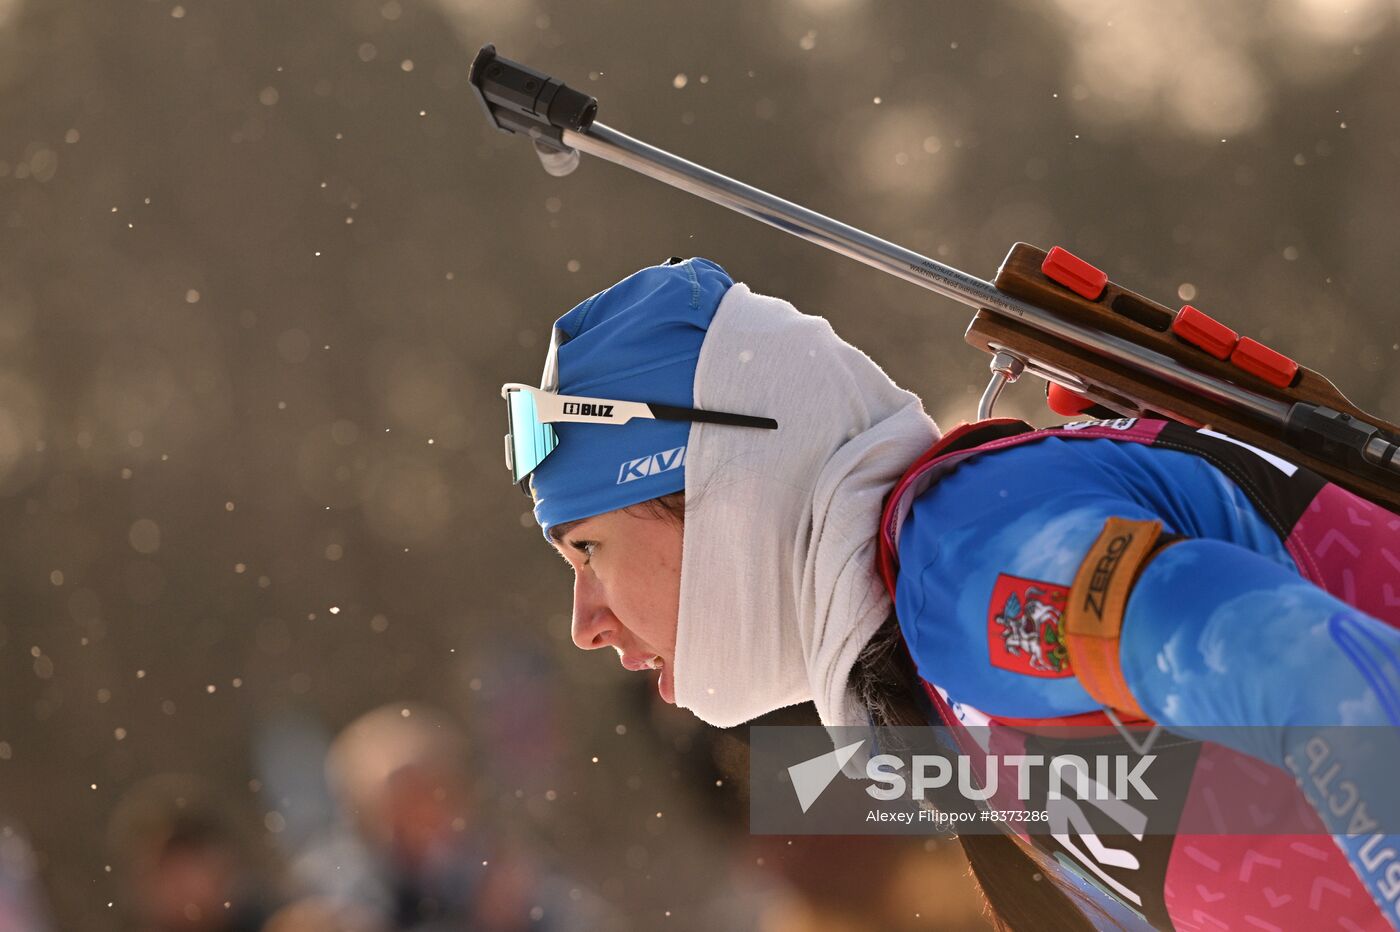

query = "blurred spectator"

[106,776,272,932]
[260,896,383,932]
[293,703,609,931]
[0,820,52,932]
[674,703,989,931]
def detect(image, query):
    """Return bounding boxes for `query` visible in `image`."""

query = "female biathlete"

[499,257,1400,931]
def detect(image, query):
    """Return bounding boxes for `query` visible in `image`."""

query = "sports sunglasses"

[502,328,777,489]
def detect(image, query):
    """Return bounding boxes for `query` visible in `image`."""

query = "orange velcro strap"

[1063,517,1167,720]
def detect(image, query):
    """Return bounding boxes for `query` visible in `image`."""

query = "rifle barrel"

[563,122,1289,426]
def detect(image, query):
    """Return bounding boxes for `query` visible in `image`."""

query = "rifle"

[468,44,1400,512]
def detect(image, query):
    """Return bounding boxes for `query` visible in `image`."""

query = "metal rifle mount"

[469,44,1400,511]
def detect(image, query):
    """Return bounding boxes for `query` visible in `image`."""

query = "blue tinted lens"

[507,389,558,483]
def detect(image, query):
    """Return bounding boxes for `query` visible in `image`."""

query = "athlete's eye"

[569,540,597,566]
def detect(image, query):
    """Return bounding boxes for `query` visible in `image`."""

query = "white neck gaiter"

[674,283,939,728]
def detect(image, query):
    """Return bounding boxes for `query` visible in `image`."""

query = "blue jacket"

[887,418,1400,930]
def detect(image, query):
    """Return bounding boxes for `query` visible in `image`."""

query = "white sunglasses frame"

[500,382,661,426]
[502,325,777,488]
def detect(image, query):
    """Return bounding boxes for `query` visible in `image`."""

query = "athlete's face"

[550,506,682,704]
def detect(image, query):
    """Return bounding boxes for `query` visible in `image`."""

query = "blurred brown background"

[0,0,1397,929]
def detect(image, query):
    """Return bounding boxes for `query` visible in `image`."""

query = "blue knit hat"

[529,257,734,533]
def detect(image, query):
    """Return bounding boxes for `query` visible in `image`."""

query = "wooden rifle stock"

[969,243,1400,510]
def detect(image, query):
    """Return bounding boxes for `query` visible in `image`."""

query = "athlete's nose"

[571,569,615,650]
